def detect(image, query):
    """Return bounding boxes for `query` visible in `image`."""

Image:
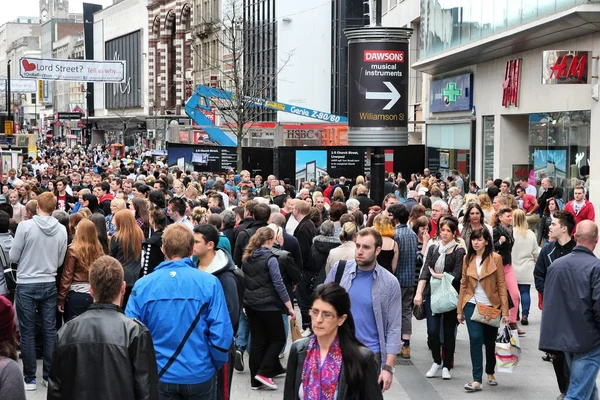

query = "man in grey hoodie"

[10,192,67,391]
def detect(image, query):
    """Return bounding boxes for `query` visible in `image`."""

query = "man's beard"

[356,255,377,268]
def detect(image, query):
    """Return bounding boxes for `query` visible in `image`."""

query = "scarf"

[434,239,457,273]
[302,335,343,400]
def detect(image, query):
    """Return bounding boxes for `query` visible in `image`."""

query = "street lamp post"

[6,60,11,122]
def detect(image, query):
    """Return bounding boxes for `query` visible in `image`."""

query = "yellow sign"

[37,80,44,101]
[4,121,13,135]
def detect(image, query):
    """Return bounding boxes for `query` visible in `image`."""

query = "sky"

[1,0,114,25]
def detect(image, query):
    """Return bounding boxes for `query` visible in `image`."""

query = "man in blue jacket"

[540,220,600,400]
[126,224,233,399]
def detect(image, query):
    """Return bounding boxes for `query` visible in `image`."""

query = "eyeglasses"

[309,308,336,321]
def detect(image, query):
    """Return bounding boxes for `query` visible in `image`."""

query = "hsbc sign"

[363,50,404,63]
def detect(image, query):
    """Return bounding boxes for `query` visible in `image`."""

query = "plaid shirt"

[394,224,418,287]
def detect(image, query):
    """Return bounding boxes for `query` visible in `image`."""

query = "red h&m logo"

[549,53,587,83]
[364,50,404,63]
[502,59,521,108]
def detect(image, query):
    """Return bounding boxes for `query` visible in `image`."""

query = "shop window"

[529,110,590,201]
[426,123,471,180]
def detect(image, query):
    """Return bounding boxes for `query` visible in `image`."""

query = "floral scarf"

[302,335,343,400]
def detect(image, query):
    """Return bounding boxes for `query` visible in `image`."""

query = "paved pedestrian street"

[25,287,597,399]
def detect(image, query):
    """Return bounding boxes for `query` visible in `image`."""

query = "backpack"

[334,260,348,284]
[232,267,245,310]
[272,248,302,286]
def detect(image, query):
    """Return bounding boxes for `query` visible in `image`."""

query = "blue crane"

[184,85,348,146]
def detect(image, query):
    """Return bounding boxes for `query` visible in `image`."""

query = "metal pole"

[7,60,11,121]
[375,0,382,26]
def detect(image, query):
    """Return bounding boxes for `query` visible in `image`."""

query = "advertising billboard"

[105,30,142,109]
[19,57,125,83]
[347,41,409,128]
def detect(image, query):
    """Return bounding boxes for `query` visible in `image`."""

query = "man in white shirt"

[519,178,538,197]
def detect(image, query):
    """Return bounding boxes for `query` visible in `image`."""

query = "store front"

[426,122,472,180]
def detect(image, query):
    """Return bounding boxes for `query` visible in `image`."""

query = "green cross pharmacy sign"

[442,82,462,102]
[430,73,473,113]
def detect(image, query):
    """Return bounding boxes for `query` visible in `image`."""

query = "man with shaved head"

[540,220,600,400]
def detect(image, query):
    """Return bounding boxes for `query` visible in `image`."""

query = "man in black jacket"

[355,184,375,214]
[290,199,317,331]
[540,220,600,400]
[233,203,270,267]
[534,210,576,399]
[48,255,159,400]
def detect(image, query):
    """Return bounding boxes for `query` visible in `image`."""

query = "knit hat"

[0,296,15,342]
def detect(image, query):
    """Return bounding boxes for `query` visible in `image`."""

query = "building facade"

[410,0,600,207]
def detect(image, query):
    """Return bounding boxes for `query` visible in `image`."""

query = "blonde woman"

[510,209,539,326]
[8,190,26,223]
[349,175,365,199]
[478,193,494,225]
[448,187,463,217]
[191,206,208,225]
[373,214,398,274]
[325,222,358,275]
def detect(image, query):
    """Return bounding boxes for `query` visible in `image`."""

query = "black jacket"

[534,239,576,296]
[538,215,552,245]
[242,251,284,311]
[539,246,600,353]
[48,303,159,400]
[283,338,383,400]
[201,249,241,334]
[355,194,375,215]
[56,192,75,213]
[294,215,316,271]
[272,247,302,300]
[233,220,268,267]
[282,232,303,270]
[140,230,164,277]
[311,235,341,285]
[110,236,141,288]
[493,224,514,266]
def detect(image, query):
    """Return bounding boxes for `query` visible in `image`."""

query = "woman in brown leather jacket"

[457,228,509,392]
[284,283,382,400]
[58,219,105,322]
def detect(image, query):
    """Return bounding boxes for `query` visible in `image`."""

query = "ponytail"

[242,227,274,261]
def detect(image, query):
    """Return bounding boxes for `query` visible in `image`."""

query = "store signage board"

[430,73,473,113]
[542,51,589,84]
[347,43,409,128]
[19,57,126,83]
[0,79,37,93]
[502,59,521,107]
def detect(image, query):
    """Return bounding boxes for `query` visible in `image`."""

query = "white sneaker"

[24,380,36,391]
[442,367,451,380]
[425,363,441,378]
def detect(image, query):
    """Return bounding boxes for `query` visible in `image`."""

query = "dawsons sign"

[105,30,142,109]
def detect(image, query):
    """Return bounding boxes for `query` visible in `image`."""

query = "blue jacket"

[125,257,233,384]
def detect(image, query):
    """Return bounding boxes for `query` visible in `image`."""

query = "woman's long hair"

[83,194,102,215]
[311,283,365,398]
[242,226,274,261]
[397,179,407,199]
[70,219,104,270]
[68,212,84,237]
[113,209,143,261]
[512,208,529,237]
[543,197,559,217]
[466,227,494,265]
[463,203,485,230]
[89,213,110,254]
[332,187,345,202]
[339,221,358,243]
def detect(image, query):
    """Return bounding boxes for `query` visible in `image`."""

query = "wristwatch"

[383,364,395,374]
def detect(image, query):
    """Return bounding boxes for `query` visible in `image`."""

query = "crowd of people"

[0,142,599,400]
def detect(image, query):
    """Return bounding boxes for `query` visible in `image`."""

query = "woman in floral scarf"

[283,283,382,400]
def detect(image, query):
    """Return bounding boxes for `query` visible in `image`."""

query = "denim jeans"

[64,291,93,322]
[564,344,600,400]
[464,302,499,383]
[280,314,289,356]
[235,310,250,353]
[16,282,57,381]
[159,374,217,400]
[518,284,531,317]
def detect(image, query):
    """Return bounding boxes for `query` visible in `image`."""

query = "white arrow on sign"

[365,81,400,110]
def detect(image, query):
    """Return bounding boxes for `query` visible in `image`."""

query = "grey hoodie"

[10,216,68,284]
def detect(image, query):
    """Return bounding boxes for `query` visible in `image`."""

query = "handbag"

[470,303,502,327]
[290,318,303,342]
[429,272,458,314]
[413,304,426,320]
[495,325,521,372]
[0,245,15,302]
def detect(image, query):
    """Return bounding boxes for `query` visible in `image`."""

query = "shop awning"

[412,4,600,75]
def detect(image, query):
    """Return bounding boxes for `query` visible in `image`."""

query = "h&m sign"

[542,51,589,84]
